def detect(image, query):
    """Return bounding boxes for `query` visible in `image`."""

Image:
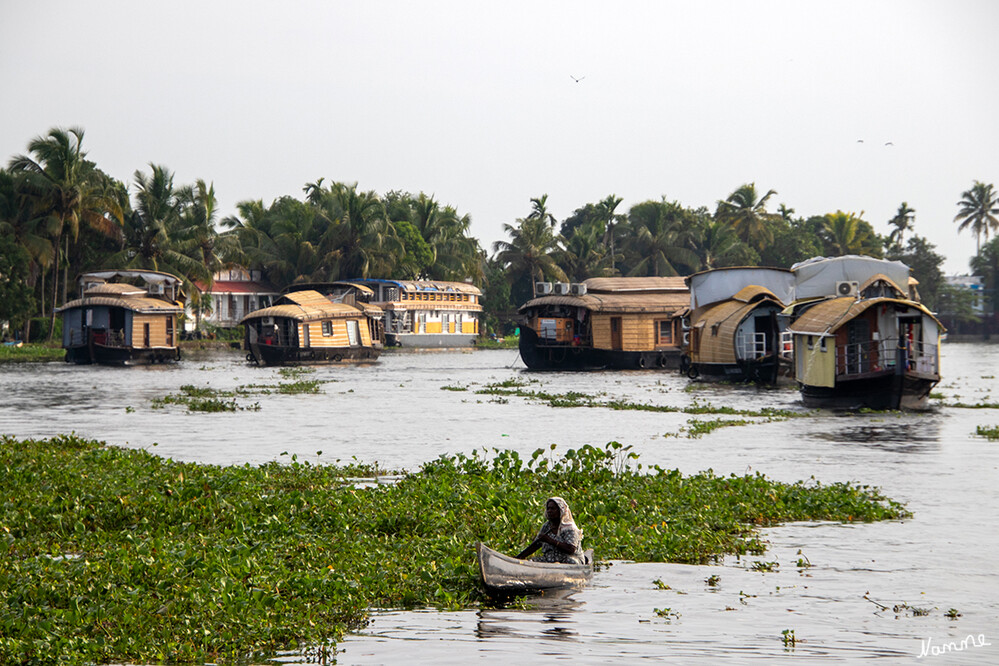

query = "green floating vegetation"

[975,425,999,440]
[0,343,64,364]
[475,381,806,420]
[948,401,999,410]
[0,436,909,664]
[152,378,324,412]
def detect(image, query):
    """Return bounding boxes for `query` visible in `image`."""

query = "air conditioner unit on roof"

[835,281,859,298]
[569,283,587,296]
[536,282,553,295]
[554,282,570,295]
[148,283,165,296]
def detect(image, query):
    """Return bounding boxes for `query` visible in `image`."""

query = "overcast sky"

[2,1,996,274]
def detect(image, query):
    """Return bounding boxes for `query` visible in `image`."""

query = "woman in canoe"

[516,496,584,564]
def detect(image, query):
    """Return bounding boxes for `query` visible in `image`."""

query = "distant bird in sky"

[857,139,864,143]
[570,74,585,83]
[885,141,894,146]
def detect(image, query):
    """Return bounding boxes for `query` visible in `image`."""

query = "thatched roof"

[788,297,941,337]
[57,296,184,314]
[240,290,373,324]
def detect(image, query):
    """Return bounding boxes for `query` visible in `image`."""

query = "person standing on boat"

[516,497,584,564]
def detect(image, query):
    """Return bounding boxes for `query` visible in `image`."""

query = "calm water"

[1,345,997,664]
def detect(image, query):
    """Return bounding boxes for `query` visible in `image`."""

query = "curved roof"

[57,295,184,314]
[519,290,688,315]
[860,273,907,297]
[582,276,687,293]
[240,289,375,324]
[787,296,942,336]
[691,297,783,364]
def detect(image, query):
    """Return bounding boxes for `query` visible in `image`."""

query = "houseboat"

[517,277,689,370]
[57,270,184,365]
[682,267,795,383]
[787,255,944,410]
[241,284,383,366]
[346,279,483,347]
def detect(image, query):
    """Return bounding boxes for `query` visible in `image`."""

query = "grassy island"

[0,344,65,364]
[0,435,909,664]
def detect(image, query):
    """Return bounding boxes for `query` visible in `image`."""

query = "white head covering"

[546,496,577,528]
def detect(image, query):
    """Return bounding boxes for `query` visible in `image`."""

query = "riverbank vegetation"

[0,435,909,664]
[3,127,994,343]
[0,343,64,364]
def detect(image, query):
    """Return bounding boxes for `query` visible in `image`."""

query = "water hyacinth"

[0,435,908,664]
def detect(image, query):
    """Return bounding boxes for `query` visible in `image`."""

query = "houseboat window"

[166,316,174,346]
[657,320,673,345]
[820,337,827,350]
[322,320,333,336]
[143,323,150,348]
[807,336,814,350]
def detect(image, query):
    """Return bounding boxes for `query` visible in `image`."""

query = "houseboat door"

[846,319,870,374]
[611,317,622,350]
[347,320,360,346]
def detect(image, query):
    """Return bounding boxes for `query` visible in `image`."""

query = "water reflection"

[476,590,584,642]
[812,420,943,453]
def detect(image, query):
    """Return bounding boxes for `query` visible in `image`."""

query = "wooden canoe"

[476,542,594,596]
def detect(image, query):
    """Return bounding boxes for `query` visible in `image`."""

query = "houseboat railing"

[780,331,794,360]
[736,332,768,360]
[68,329,128,347]
[836,339,938,376]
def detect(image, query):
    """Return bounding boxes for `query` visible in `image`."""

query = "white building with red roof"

[192,268,280,330]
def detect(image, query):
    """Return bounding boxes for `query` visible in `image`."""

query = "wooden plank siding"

[300,318,373,347]
[592,313,668,351]
[131,315,174,348]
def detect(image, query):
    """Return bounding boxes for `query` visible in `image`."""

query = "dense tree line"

[2,127,997,339]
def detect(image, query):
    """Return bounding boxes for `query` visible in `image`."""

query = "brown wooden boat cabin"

[57,270,185,365]
[681,267,795,383]
[518,277,689,370]
[787,255,944,410]
[241,284,384,366]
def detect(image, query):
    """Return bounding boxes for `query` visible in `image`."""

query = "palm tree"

[528,194,557,228]
[820,211,883,257]
[716,183,778,250]
[887,202,915,249]
[493,213,567,298]
[625,198,702,276]
[0,169,54,319]
[107,165,204,280]
[557,220,612,282]
[954,181,999,254]
[8,127,123,337]
[176,179,241,330]
[403,193,482,281]
[310,181,399,279]
[598,194,624,273]
[696,218,753,269]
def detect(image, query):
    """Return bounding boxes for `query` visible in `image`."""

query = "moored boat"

[518,277,689,370]
[476,543,594,597]
[345,279,483,347]
[57,270,184,365]
[682,267,795,383]
[241,285,384,366]
[787,256,944,410]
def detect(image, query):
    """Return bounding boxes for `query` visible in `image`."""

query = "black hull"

[64,344,180,366]
[518,327,680,371]
[248,343,381,366]
[688,356,788,385]
[800,372,939,411]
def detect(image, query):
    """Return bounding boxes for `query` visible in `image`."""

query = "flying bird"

[570,74,586,83]
[885,141,894,146]
[856,139,864,143]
